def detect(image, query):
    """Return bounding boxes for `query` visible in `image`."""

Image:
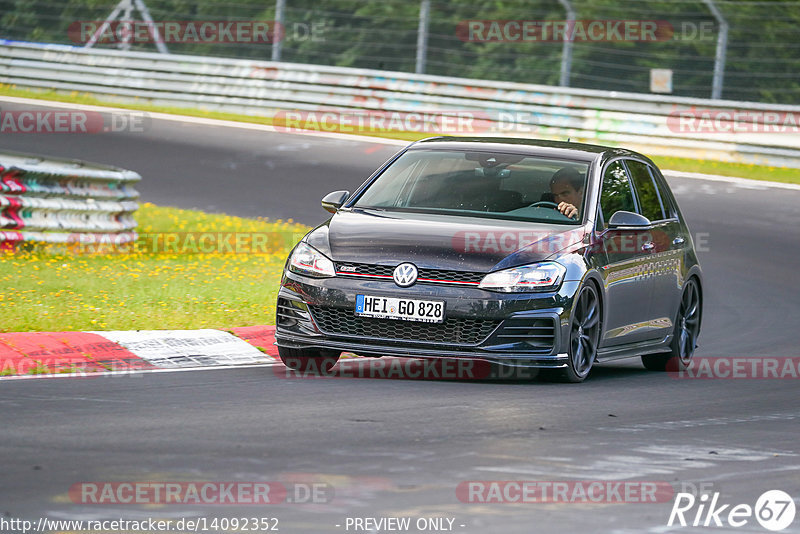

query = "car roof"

[409,136,648,164]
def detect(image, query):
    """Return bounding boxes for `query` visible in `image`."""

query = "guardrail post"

[702,0,728,99]
[557,0,575,87]
[272,0,286,62]
[415,0,430,74]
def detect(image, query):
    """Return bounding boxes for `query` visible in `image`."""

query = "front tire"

[642,278,701,372]
[548,283,601,383]
[278,346,341,374]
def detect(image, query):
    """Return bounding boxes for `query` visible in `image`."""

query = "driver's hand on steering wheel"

[558,202,579,219]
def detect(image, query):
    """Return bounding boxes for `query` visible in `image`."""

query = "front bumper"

[275,271,580,368]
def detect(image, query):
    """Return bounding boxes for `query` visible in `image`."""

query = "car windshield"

[353,149,590,224]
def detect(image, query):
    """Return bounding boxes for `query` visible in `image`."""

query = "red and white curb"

[0,326,280,379]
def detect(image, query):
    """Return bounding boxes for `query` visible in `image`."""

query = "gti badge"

[393,263,418,287]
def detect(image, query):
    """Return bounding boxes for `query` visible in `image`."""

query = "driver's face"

[550,180,583,208]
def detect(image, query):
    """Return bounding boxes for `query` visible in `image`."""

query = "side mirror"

[321,190,350,213]
[607,210,651,229]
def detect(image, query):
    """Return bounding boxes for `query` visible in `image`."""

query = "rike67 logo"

[668,490,796,531]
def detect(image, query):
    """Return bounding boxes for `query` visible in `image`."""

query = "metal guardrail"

[0,150,139,247]
[1,40,799,168]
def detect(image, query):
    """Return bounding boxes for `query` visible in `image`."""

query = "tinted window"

[354,150,590,224]
[599,161,635,228]
[649,166,677,219]
[626,160,664,221]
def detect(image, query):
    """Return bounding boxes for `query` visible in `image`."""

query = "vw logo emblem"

[393,263,418,287]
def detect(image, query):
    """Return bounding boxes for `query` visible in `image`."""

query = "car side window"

[625,159,664,222]
[599,160,635,229]
[648,166,677,220]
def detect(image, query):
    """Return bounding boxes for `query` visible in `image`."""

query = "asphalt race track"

[2,100,799,533]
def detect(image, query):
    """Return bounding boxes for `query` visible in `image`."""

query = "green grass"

[2,84,797,184]
[650,155,799,184]
[0,204,309,331]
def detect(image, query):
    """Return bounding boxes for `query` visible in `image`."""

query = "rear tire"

[641,278,701,372]
[278,346,341,374]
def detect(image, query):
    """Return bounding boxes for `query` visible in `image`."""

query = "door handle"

[641,241,655,252]
[672,236,685,246]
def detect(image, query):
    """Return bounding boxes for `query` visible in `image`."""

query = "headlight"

[288,242,336,278]
[479,261,566,292]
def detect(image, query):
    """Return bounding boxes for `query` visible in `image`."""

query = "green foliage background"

[1,0,798,103]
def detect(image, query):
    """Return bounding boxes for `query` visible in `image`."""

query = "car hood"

[305,209,588,272]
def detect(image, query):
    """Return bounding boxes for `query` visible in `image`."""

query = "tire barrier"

[0,150,140,248]
[2,40,800,168]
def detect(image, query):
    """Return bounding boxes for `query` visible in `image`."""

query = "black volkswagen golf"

[275,137,702,382]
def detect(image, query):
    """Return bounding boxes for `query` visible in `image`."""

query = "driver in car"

[549,167,585,219]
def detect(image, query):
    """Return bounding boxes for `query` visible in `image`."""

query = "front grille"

[309,306,500,345]
[336,264,393,277]
[335,262,484,285]
[418,268,484,285]
[493,316,556,351]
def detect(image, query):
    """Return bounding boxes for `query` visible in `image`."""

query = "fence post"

[702,0,728,99]
[133,0,168,54]
[84,0,168,54]
[272,0,286,62]
[416,0,430,74]
[557,0,575,87]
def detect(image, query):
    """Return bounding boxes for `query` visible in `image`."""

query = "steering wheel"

[527,201,559,209]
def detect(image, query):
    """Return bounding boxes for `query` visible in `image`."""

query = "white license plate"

[355,295,445,323]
